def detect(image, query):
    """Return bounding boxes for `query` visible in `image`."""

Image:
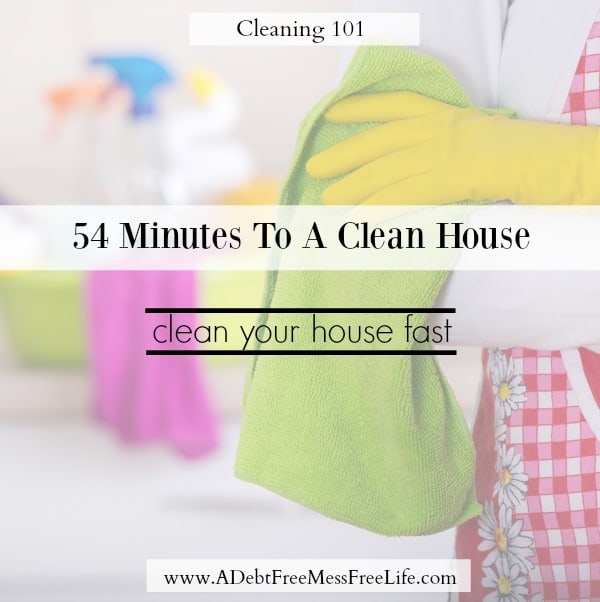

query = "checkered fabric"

[508,349,600,601]
[562,21,600,125]
[457,348,600,602]
[457,18,600,602]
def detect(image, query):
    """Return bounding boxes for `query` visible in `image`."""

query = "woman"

[310,1,600,599]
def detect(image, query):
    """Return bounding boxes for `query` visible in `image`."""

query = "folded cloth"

[235,46,482,536]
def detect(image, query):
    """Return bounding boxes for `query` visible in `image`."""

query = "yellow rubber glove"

[306,92,600,205]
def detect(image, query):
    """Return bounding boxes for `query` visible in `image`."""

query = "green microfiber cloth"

[235,46,483,536]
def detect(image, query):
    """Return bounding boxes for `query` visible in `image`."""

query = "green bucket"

[0,271,265,366]
[0,272,86,366]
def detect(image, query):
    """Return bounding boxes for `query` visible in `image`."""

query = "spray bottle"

[90,54,187,205]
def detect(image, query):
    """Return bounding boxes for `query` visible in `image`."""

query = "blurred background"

[0,1,481,600]
[0,0,353,204]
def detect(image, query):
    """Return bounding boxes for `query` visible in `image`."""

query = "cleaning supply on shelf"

[46,79,109,140]
[86,54,218,458]
[219,177,280,205]
[162,69,254,203]
[46,77,119,204]
[235,46,486,536]
[90,55,188,205]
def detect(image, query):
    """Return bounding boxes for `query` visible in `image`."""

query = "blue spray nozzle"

[90,55,173,118]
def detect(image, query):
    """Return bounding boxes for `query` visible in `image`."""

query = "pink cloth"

[87,271,219,458]
[457,18,600,602]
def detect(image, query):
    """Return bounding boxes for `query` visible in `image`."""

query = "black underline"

[145,307,456,314]
[146,349,457,356]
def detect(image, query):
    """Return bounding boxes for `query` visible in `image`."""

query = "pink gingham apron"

[456,20,600,602]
